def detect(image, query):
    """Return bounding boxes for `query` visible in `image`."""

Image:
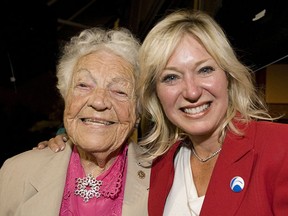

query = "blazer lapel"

[122,141,151,216]
[20,143,73,216]
[200,125,256,215]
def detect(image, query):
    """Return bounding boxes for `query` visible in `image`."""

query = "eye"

[161,74,179,83]
[74,81,92,93]
[78,83,88,88]
[111,89,128,96]
[108,80,133,101]
[199,66,215,74]
[76,82,89,89]
[109,87,131,101]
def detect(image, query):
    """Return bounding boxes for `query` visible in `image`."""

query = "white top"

[163,146,205,216]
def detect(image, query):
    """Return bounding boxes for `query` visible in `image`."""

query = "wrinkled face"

[64,50,137,155]
[156,35,229,140]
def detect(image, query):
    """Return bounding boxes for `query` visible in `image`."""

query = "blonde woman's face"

[64,51,137,155]
[156,35,229,139]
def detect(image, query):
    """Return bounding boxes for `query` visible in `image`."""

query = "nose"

[87,88,112,111]
[182,77,202,102]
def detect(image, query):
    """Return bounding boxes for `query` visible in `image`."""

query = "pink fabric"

[60,144,128,216]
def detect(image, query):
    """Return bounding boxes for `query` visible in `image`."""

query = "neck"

[189,131,222,148]
[78,147,119,177]
[186,135,222,161]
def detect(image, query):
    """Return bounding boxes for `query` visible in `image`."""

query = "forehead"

[172,35,208,58]
[74,50,134,82]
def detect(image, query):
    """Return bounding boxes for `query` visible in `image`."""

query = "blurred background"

[1,0,287,165]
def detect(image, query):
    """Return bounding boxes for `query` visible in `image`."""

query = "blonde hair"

[138,9,274,160]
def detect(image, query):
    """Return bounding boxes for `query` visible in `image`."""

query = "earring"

[134,117,141,128]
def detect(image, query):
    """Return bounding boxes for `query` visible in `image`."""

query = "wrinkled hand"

[34,134,68,152]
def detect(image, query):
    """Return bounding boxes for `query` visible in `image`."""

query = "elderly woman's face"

[64,50,137,154]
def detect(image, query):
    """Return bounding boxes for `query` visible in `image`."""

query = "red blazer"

[148,121,288,215]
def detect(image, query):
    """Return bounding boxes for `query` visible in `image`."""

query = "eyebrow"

[111,77,133,84]
[164,58,213,71]
[76,68,133,87]
[76,68,96,81]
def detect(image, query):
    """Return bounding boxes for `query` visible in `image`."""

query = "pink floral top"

[59,144,128,216]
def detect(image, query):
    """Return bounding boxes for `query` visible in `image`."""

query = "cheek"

[156,85,177,109]
[213,78,229,112]
[209,72,229,98]
[63,99,76,133]
[216,78,229,100]
[64,94,84,119]
[114,101,137,123]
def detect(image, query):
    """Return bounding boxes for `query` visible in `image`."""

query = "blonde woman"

[139,9,288,215]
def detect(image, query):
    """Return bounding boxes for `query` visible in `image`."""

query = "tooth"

[83,118,112,125]
[185,104,209,114]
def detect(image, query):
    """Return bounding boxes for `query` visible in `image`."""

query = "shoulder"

[2,148,53,172]
[254,120,288,131]
[247,121,288,159]
[127,140,152,167]
[249,121,288,140]
[2,146,65,167]
[1,143,72,178]
[0,143,73,215]
[252,122,288,185]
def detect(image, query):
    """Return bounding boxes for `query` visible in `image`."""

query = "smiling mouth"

[183,103,210,115]
[81,118,115,125]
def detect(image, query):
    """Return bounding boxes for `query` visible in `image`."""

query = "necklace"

[75,173,103,202]
[74,160,104,203]
[191,146,222,163]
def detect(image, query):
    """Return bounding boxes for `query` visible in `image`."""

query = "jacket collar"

[148,121,257,216]
[20,142,73,215]
[148,141,182,216]
[200,121,256,215]
[122,141,151,215]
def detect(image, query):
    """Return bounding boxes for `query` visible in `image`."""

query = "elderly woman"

[0,27,150,215]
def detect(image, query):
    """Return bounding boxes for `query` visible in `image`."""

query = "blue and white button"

[230,176,245,192]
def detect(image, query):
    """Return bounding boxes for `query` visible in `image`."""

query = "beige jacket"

[0,141,151,216]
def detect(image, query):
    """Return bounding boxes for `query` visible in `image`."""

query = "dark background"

[1,0,287,165]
